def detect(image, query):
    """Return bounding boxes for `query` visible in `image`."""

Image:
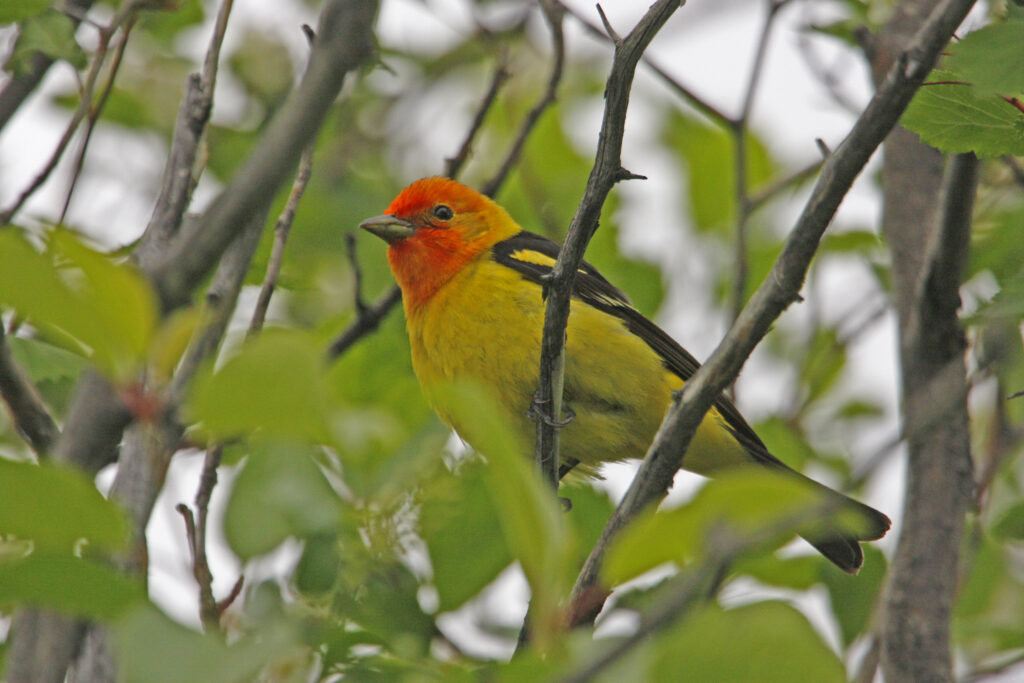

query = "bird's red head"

[361,177,520,309]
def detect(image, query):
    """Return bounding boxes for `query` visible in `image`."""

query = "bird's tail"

[796,478,891,574]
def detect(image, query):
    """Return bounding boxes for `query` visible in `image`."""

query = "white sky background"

[0,0,992,669]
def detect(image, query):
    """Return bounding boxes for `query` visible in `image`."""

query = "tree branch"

[149,0,379,312]
[532,0,682,494]
[565,0,977,627]
[3,3,380,681]
[0,325,59,457]
[880,153,978,683]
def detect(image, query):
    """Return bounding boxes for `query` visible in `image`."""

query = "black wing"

[490,230,780,467]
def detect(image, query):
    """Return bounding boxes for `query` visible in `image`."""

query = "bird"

[360,176,890,573]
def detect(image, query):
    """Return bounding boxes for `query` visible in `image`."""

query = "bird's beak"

[359,215,416,244]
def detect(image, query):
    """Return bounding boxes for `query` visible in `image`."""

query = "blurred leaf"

[736,553,823,591]
[970,207,1024,282]
[800,327,847,408]
[115,604,297,683]
[148,308,201,381]
[663,111,777,234]
[433,381,571,650]
[419,461,512,612]
[6,335,86,414]
[224,442,340,559]
[822,544,887,647]
[188,329,335,444]
[993,501,1024,539]
[0,229,157,380]
[754,416,816,473]
[228,30,294,108]
[821,229,882,254]
[587,211,665,317]
[0,552,142,618]
[604,471,824,587]
[0,459,128,551]
[947,22,1024,98]
[0,0,50,24]
[4,11,86,75]
[50,230,158,373]
[650,601,845,682]
[333,561,435,657]
[835,399,885,421]
[561,482,617,572]
[137,0,205,45]
[901,70,1024,158]
[295,533,342,596]
[957,535,1008,620]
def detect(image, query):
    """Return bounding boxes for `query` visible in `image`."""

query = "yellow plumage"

[360,176,889,572]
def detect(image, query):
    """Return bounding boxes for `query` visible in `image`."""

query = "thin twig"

[480,0,565,198]
[746,157,824,211]
[0,11,120,224]
[59,17,137,225]
[556,0,730,127]
[249,142,315,336]
[564,0,977,627]
[444,56,511,179]
[326,285,402,360]
[135,0,236,268]
[729,0,789,325]
[176,444,240,631]
[345,233,369,317]
[0,325,59,457]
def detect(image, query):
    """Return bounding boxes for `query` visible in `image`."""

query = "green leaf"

[901,70,1024,158]
[822,544,887,647]
[736,553,823,591]
[228,30,295,107]
[0,552,143,618]
[560,482,617,572]
[993,501,1024,540]
[419,461,512,612]
[0,0,50,24]
[188,330,335,444]
[295,533,342,596]
[0,459,128,551]
[0,229,157,380]
[6,335,87,415]
[3,11,86,75]
[333,561,435,656]
[754,417,816,473]
[604,470,825,587]
[663,111,777,233]
[970,207,1024,282]
[114,604,296,683]
[586,211,665,317]
[947,23,1024,98]
[821,229,882,254]
[432,381,571,650]
[224,442,340,559]
[650,601,845,682]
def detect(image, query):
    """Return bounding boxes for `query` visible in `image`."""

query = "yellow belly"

[405,258,749,475]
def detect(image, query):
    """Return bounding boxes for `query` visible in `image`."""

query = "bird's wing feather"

[491,231,787,470]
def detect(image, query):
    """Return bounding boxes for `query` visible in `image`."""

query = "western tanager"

[361,176,890,573]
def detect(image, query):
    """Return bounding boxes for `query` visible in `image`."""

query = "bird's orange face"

[360,177,516,308]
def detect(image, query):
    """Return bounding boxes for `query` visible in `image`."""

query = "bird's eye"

[433,205,454,221]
